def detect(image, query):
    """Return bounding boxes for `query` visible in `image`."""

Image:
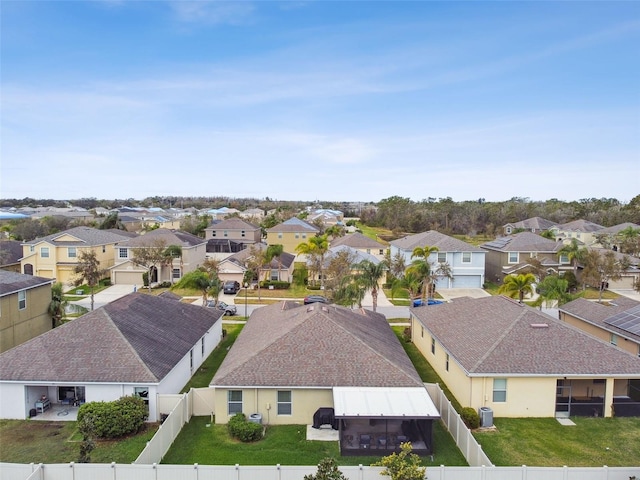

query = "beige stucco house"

[110,229,207,285]
[204,217,262,253]
[330,232,387,262]
[20,227,135,284]
[410,296,640,419]
[266,218,320,254]
[502,217,557,236]
[216,243,295,285]
[0,271,54,353]
[210,301,440,456]
[550,219,604,246]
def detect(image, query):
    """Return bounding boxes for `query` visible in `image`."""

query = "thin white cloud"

[168,1,256,25]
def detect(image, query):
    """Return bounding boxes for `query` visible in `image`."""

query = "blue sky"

[1,1,639,203]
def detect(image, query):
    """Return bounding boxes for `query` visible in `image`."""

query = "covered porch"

[555,378,640,418]
[332,386,440,456]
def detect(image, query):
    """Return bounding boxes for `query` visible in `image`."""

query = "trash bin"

[29,408,37,418]
[249,413,262,424]
[479,407,493,427]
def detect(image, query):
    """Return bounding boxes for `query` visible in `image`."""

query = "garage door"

[452,275,482,288]
[114,271,144,285]
[609,276,636,289]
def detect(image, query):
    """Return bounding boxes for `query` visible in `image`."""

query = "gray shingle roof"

[412,296,640,376]
[560,297,640,343]
[267,217,319,233]
[206,217,260,231]
[0,240,24,266]
[505,217,557,231]
[481,232,562,253]
[212,302,422,388]
[0,293,222,383]
[390,230,483,252]
[597,223,640,234]
[0,270,54,296]
[117,229,206,248]
[330,232,385,249]
[24,226,134,246]
[556,219,604,233]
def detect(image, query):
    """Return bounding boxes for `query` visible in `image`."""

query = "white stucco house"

[0,293,223,422]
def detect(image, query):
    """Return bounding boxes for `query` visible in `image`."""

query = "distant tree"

[48,282,68,328]
[352,260,386,312]
[391,269,422,302]
[163,244,183,283]
[498,273,536,303]
[296,235,329,288]
[73,251,107,311]
[172,270,217,306]
[324,249,358,295]
[41,215,72,234]
[540,230,555,240]
[408,245,439,301]
[10,218,47,241]
[388,250,407,281]
[581,250,627,303]
[265,244,284,281]
[325,225,346,239]
[131,239,168,293]
[558,239,587,277]
[533,275,572,309]
[618,226,640,256]
[98,212,126,230]
[201,257,221,277]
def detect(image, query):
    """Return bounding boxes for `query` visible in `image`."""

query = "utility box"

[249,413,262,424]
[479,407,493,427]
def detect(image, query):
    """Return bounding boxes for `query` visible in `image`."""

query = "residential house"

[266,217,320,254]
[210,301,440,456]
[204,217,262,252]
[480,232,564,283]
[20,227,135,284]
[330,232,387,262]
[583,247,640,290]
[306,245,383,286]
[110,229,207,285]
[238,208,265,221]
[217,243,295,285]
[0,240,23,272]
[389,231,485,289]
[559,297,640,358]
[592,222,640,253]
[550,219,604,246]
[207,207,240,220]
[410,296,640,418]
[0,271,54,353]
[502,217,557,235]
[307,209,344,227]
[0,293,223,421]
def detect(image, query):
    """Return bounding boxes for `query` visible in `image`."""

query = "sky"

[1,1,639,204]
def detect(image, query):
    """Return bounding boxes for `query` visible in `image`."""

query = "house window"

[437,252,447,263]
[462,252,471,263]
[190,349,194,371]
[493,379,507,402]
[277,390,292,415]
[102,245,106,253]
[610,334,618,346]
[172,268,181,279]
[134,387,149,408]
[508,252,519,264]
[431,337,436,355]
[224,230,228,237]
[559,254,569,264]
[18,290,26,310]
[295,233,299,239]
[201,337,205,356]
[366,249,371,254]
[445,354,450,371]
[228,390,243,414]
[119,248,128,259]
[506,226,512,234]
[270,270,278,281]
[278,233,283,239]
[30,245,35,253]
[41,247,49,258]
[379,249,384,255]
[241,230,245,237]
[302,233,307,239]
[68,247,77,258]
[421,326,424,337]
[212,231,217,237]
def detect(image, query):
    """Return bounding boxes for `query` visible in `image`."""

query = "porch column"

[604,378,614,418]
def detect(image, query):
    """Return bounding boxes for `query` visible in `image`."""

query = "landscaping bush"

[228,413,263,442]
[259,281,291,289]
[142,272,149,287]
[461,407,480,429]
[77,396,147,439]
[402,327,412,343]
[292,266,308,286]
[155,281,172,288]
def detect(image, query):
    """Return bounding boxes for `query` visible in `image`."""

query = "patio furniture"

[359,434,371,449]
[35,398,51,413]
[377,436,387,448]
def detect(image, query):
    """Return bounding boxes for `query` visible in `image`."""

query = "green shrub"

[259,281,291,289]
[228,413,263,442]
[142,272,149,287]
[77,396,147,439]
[292,266,308,286]
[461,407,480,429]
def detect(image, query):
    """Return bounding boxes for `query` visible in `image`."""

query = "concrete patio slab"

[306,424,339,441]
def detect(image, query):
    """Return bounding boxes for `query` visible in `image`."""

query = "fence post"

[111,461,116,480]
[236,463,240,480]
[359,464,363,480]
[277,464,281,480]
[521,465,527,480]
[195,463,199,480]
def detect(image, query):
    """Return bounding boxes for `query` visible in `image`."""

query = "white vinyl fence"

[2,463,638,480]
[424,383,493,467]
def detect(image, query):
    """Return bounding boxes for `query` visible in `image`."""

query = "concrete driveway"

[70,284,136,310]
[610,289,640,302]
[437,288,491,301]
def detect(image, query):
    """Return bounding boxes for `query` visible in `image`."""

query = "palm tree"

[73,250,107,311]
[498,273,536,303]
[48,282,69,328]
[618,226,640,256]
[163,244,183,284]
[295,234,329,288]
[172,270,215,306]
[409,245,439,301]
[533,275,572,309]
[353,260,386,312]
[265,244,284,282]
[558,239,585,277]
[391,270,422,305]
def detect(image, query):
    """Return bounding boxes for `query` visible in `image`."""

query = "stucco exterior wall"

[266,232,311,254]
[559,312,640,357]
[0,283,52,353]
[213,387,334,425]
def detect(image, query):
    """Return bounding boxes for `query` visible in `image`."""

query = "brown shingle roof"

[0,293,222,383]
[0,270,54,296]
[560,297,640,342]
[390,230,483,252]
[481,232,562,253]
[24,226,134,246]
[412,296,640,376]
[206,217,260,231]
[212,302,422,388]
[118,229,206,248]
[331,232,385,249]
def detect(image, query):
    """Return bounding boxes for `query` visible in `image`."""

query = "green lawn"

[161,416,467,466]
[0,420,158,464]
[473,417,640,467]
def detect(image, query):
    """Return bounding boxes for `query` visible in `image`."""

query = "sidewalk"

[69,284,135,310]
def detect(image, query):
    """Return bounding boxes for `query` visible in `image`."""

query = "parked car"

[223,281,240,294]
[206,300,237,316]
[303,295,329,305]
[412,298,444,307]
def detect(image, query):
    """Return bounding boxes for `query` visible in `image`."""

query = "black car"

[303,295,329,305]
[206,300,237,316]
[223,281,240,294]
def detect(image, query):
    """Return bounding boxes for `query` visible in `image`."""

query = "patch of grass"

[181,324,244,392]
[355,223,393,244]
[483,282,501,295]
[0,420,157,464]
[578,288,619,300]
[161,417,467,466]
[473,417,640,467]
